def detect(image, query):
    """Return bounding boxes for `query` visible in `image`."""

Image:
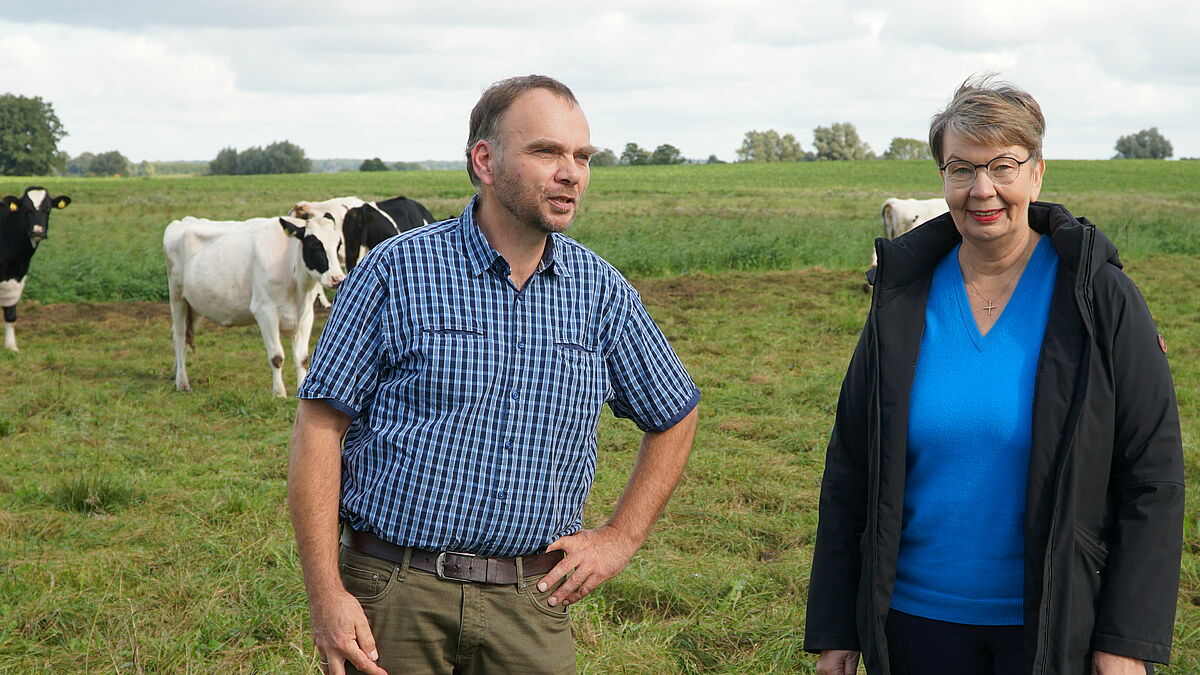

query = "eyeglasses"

[939,155,1035,188]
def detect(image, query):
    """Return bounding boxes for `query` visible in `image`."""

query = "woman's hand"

[817,649,860,675]
[1092,650,1145,674]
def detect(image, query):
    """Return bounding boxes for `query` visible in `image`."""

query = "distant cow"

[164,213,345,397]
[870,197,946,270]
[342,196,435,270]
[0,186,71,351]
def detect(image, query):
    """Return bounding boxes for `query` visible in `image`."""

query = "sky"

[2,1,1197,163]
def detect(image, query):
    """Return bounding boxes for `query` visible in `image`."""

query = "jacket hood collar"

[871,201,1119,291]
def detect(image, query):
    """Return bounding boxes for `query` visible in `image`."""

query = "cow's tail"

[185,303,196,352]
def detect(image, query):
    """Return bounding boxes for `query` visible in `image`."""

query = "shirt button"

[517,341,526,349]
[504,440,513,450]
[497,491,507,500]
[510,390,519,400]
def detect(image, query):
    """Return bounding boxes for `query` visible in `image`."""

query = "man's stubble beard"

[492,158,578,235]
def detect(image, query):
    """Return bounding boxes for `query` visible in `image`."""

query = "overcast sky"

[2,1,1197,163]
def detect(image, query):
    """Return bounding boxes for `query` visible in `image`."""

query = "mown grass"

[0,260,1196,673]
[2,159,1198,302]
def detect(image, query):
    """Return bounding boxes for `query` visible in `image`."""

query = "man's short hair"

[465,75,579,186]
[929,73,1045,165]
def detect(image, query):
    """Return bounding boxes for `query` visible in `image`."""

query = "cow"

[341,196,435,270]
[0,186,71,351]
[164,213,344,397]
[869,197,947,270]
[288,196,363,307]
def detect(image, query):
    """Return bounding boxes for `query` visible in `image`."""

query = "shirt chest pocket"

[410,319,495,411]
[553,332,610,407]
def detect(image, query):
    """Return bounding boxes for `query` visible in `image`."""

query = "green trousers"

[340,544,576,674]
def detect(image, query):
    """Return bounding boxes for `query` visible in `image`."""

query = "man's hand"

[1092,650,1145,675]
[309,588,387,675]
[816,649,860,675]
[539,524,639,607]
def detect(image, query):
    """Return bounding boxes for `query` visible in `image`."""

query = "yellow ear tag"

[57,200,67,209]
[8,202,17,212]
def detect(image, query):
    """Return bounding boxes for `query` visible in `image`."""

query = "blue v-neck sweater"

[890,236,1058,626]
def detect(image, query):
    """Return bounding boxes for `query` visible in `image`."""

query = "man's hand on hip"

[539,524,638,607]
[310,587,387,675]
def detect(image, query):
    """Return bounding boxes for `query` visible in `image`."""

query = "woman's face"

[940,128,1045,246]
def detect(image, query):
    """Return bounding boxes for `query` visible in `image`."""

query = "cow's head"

[279,214,345,289]
[3,186,70,247]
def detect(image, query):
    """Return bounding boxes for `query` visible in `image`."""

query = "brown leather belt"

[340,527,564,585]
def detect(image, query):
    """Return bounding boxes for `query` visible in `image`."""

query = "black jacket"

[803,202,1184,674]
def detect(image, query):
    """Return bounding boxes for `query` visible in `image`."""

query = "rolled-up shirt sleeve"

[605,293,700,432]
[297,264,389,418]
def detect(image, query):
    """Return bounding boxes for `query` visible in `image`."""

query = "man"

[288,75,700,675]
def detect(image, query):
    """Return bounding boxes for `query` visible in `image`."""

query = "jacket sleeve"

[1090,269,1185,665]
[804,317,873,653]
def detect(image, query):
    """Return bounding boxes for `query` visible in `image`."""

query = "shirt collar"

[459,195,571,279]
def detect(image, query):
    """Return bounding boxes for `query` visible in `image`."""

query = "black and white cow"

[164,214,345,397]
[341,196,435,270]
[0,186,71,351]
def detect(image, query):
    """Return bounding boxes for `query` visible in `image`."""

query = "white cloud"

[0,1,1195,162]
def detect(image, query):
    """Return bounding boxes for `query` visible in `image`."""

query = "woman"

[804,76,1184,675]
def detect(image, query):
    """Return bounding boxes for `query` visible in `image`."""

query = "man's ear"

[472,140,498,187]
[279,217,306,239]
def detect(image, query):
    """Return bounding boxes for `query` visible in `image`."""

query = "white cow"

[870,197,947,270]
[164,214,345,397]
[289,196,364,307]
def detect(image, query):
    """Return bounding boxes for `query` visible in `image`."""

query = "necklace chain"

[961,236,1037,317]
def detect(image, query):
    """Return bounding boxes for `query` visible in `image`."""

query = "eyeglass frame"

[938,154,1037,188]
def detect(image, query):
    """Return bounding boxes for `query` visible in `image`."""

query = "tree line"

[0,93,1183,176]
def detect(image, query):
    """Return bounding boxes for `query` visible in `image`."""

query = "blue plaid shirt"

[298,197,700,557]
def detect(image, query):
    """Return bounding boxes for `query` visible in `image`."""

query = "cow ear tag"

[8,201,17,212]
[56,200,67,209]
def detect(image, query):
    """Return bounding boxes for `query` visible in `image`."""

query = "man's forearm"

[606,406,699,548]
[288,399,352,595]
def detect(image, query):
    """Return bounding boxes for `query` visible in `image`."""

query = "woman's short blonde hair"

[929,74,1045,165]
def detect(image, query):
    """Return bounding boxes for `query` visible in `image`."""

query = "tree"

[360,157,389,171]
[393,161,423,171]
[706,154,726,164]
[736,130,805,162]
[590,148,618,166]
[813,122,873,160]
[650,144,686,165]
[209,147,240,175]
[620,142,650,166]
[89,150,131,176]
[1113,127,1172,159]
[207,140,311,175]
[0,94,67,175]
[882,137,932,160]
[67,151,97,176]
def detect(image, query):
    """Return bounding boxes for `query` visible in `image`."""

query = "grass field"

[0,162,1197,673]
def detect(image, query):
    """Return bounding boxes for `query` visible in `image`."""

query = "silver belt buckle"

[435,551,476,582]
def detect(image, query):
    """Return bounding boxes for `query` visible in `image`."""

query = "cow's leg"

[3,305,17,352]
[167,281,192,391]
[314,289,332,309]
[292,291,318,389]
[254,305,287,398]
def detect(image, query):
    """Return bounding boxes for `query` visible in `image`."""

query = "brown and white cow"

[164,213,344,397]
[1,186,71,351]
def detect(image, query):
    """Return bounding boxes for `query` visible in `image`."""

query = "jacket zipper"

[1034,224,1096,673]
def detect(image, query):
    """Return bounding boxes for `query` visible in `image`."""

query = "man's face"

[487,88,596,234]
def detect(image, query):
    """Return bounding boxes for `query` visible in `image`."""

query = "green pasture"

[0,162,1197,673]
[3,159,1199,302]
